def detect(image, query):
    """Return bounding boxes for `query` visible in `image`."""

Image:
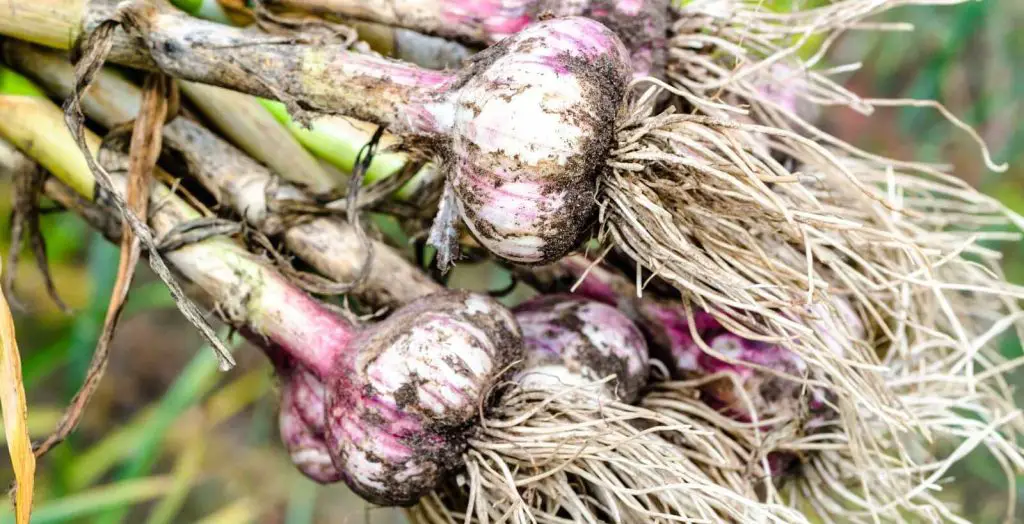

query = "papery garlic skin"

[513,294,649,402]
[445,17,632,263]
[645,300,863,421]
[324,291,523,506]
[278,367,342,484]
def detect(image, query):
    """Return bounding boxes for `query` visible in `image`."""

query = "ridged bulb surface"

[446,17,632,263]
[324,291,523,506]
[513,294,649,402]
[278,367,341,483]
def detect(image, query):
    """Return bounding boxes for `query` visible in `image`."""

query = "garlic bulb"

[513,294,649,402]
[439,18,632,263]
[321,291,523,505]
[255,286,522,505]
[277,366,341,483]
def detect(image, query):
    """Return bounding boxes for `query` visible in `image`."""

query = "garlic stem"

[3,41,444,309]
[0,76,523,506]
[257,98,433,200]
[261,0,668,78]
[0,81,350,376]
[0,1,634,264]
[178,82,339,194]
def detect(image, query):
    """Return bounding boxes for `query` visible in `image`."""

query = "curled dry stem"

[62,2,235,369]
[31,72,172,458]
[2,144,68,313]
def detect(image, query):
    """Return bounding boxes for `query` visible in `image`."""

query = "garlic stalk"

[169,0,473,70]
[164,0,453,196]
[177,81,340,194]
[0,1,633,265]
[2,40,443,309]
[260,0,668,79]
[0,82,524,507]
[256,99,438,201]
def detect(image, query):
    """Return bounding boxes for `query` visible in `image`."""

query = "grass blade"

[67,333,235,490]
[0,477,174,524]
[144,437,206,524]
[284,478,319,524]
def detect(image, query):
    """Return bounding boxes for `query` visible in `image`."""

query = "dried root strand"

[668,0,1006,172]
[600,80,1023,437]
[641,346,1024,522]
[413,381,808,523]
[588,74,1024,516]
[2,145,68,313]
[637,286,1024,522]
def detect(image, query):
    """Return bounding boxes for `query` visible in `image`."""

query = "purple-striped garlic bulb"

[277,364,342,483]
[263,290,522,506]
[512,294,649,402]
[649,309,811,420]
[530,256,862,419]
[437,17,632,263]
[322,291,522,505]
[267,0,668,79]
[631,299,862,421]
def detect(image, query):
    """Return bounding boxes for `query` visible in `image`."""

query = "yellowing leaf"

[0,256,35,523]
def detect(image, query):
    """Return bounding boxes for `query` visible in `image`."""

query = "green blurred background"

[1,1,1022,522]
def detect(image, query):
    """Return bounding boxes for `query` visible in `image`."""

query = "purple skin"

[275,292,649,492]
[542,255,860,426]
[434,17,633,264]
[272,0,667,79]
[323,292,522,506]
[645,303,864,480]
[297,17,634,264]
[277,364,342,483]
[649,310,813,421]
[513,294,649,402]
[260,290,522,506]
